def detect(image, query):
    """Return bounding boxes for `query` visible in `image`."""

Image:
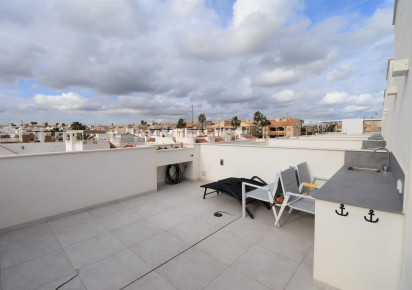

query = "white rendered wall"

[387,0,412,288]
[0,147,157,230]
[155,147,199,183]
[267,138,363,150]
[0,145,16,156]
[314,200,404,290]
[0,142,65,155]
[83,141,110,151]
[342,118,364,134]
[198,144,344,183]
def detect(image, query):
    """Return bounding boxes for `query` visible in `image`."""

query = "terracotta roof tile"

[196,139,209,143]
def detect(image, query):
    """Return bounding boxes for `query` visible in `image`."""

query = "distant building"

[319,118,382,134]
[266,117,302,138]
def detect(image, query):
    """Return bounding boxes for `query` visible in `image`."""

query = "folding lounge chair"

[200,176,268,219]
[275,167,316,226]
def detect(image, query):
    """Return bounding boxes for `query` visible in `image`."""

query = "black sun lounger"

[200,176,268,219]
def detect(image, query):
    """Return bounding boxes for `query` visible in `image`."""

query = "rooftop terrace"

[0,180,316,290]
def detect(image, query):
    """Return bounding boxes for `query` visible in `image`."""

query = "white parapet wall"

[0,147,157,230]
[267,137,364,150]
[0,142,66,155]
[198,143,345,183]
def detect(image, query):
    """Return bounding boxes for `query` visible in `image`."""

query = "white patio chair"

[296,162,328,187]
[241,173,281,222]
[274,167,316,226]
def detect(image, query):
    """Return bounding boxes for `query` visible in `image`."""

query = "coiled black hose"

[165,164,186,184]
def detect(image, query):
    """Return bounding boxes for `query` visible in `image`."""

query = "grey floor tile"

[168,218,217,244]
[130,231,189,269]
[119,194,163,209]
[158,194,192,209]
[96,209,142,231]
[63,232,125,269]
[130,201,171,218]
[205,268,269,290]
[275,212,315,236]
[0,233,61,269]
[79,249,150,290]
[123,272,176,290]
[231,245,299,289]
[111,220,164,247]
[35,276,85,290]
[303,245,314,266]
[48,212,94,231]
[221,216,271,243]
[191,211,238,231]
[88,203,126,218]
[147,210,191,230]
[1,250,73,290]
[53,220,108,248]
[285,262,319,290]
[156,248,227,290]
[195,230,253,265]
[256,229,313,262]
[0,223,52,249]
[173,200,210,217]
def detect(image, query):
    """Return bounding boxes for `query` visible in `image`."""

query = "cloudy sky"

[0,0,394,125]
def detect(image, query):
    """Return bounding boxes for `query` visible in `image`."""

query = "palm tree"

[261,116,271,139]
[253,111,270,138]
[198,113,206,131]
[231,116,241,128]
[70,121,87,130]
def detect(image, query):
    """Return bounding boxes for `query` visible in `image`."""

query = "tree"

[70,121,87,130]
[253,111,270,138]
[261,116,271,138]
[231,116,241,128]
[51,127,59,136]
[30,121,38,126]
[176,118,186,128]
[44,121,49,127]
[140,120,147,125]
[253,111,264,124]
[198,113,206,131]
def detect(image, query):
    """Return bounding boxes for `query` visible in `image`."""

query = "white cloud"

[327,65,353,82]
[33,92,89,110]
[321,92,378,106]
[256,69,298,87]
[272,89,295,103]
[320,92,349,105]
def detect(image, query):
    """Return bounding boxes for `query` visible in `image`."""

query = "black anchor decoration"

[335,204,349,216]
[364,209,379,223]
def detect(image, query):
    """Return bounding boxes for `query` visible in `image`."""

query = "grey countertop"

[313,165,403,213]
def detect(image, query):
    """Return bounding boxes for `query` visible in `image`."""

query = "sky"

[0,0,394,125]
